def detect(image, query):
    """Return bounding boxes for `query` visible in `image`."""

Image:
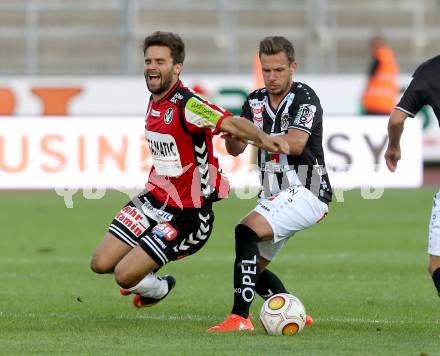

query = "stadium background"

[1,1,440,354]
[2,0,440,189]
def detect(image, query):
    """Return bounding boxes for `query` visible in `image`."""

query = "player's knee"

[90,254,113,274]
[113,264,136,289]
[235,224,259,243]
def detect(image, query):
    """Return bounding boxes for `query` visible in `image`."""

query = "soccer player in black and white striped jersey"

[385,54,440,298]
[208,36,332,332]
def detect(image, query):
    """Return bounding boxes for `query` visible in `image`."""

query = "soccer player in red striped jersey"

[90,31,288,309]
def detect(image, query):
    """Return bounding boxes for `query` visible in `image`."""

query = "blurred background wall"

[0,0,439,75]
[1,0,438,189]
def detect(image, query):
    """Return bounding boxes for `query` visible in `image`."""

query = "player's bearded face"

[145,65,174,95]
[261,52,296,96]
[144,46,180,95]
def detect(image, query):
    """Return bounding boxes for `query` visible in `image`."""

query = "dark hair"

[143,31,185,64]
[259,36,295,63]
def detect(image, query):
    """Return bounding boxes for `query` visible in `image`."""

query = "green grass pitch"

[0,188,439,355]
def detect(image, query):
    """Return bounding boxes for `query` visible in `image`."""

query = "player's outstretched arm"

[280,129,310,155]
[384,109,408,172]
[221,133,248,157]
[220,116,289,154]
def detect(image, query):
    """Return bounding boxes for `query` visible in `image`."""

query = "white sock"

[127,273,168,299]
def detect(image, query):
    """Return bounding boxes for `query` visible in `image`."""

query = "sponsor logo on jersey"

[152,223,178,241]
[252,108,263,124]
[281,112,290,131]
[164,108,173,124]
[185,97,222,129]
[293,104,316,130]
[146,131,183,176]
[170,92,183,104]
[148,138,177,157]
[250,99,264,109]
[253,117,263,128]
[249,99,264,127]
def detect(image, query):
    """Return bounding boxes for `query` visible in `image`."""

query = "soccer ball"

[260,293,306,336]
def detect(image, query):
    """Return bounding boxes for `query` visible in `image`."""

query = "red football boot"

[207,314,254,333]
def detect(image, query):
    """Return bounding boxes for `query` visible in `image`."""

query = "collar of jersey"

[151,80,183,104]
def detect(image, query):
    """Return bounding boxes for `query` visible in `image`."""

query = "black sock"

[256,269,288,300]
[231,224,260,318]
[432,268,440,297]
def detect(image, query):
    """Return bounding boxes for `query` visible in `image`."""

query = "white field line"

[0,311,439,325]
[0,311,219,322]
[0,253,354,265]
[0,256,90,264]
[0,272,51,278]
[318,317,440,325]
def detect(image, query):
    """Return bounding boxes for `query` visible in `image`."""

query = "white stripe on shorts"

[141,236,169,265]
[109,225,137,247]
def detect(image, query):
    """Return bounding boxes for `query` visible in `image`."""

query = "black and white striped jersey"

[241,81,332,204]
[396,55,440,120]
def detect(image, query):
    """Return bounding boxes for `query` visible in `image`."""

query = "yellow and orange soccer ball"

[260,293,307,336]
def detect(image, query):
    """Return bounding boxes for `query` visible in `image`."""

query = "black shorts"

[108,190,215,266]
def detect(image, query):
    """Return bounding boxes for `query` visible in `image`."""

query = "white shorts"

[428,192,440,256]
[254,186,329,260]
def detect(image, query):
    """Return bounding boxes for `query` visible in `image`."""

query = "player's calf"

[428,255,440,297]
[256,269,287,299]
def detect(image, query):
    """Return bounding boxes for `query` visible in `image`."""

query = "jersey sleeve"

[288,92,322,134]
[396,77,429,117]
[183,95,232,134]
